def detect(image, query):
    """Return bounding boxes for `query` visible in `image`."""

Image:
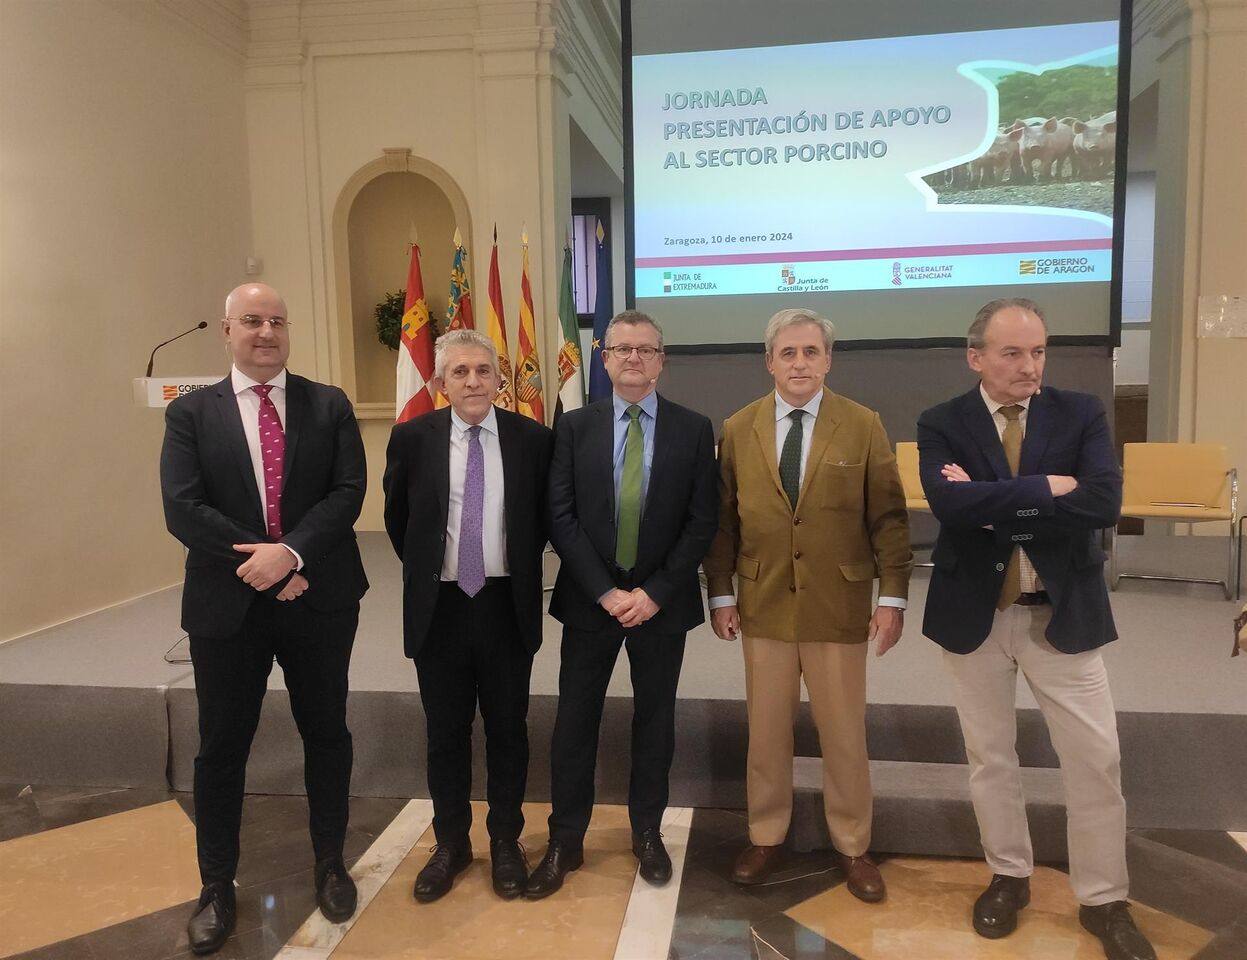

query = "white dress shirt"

[709,389,905,611]
[441,405,508,581]
[979,384,1041,593]
[230,365,302,570]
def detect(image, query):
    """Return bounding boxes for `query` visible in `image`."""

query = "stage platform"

[2,532,1244,855]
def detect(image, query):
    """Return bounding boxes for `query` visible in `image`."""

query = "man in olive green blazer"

[705,308,911,900]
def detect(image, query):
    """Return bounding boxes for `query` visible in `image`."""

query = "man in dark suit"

[525,310,718,898]
[918,298,1155,960]
[383,329,553,903]
[161,282,367,955]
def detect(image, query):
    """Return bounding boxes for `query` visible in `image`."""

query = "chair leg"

[1236,517,1243,602]
[1107,526,1119,590]
[1227,520,1234,601]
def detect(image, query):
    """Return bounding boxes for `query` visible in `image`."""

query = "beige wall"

[347,172,457,406]
[1144,0,1247,530]
[0,1,252,641]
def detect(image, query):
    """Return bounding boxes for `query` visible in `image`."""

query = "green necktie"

[779,409,804,509]
[615,404,644,570]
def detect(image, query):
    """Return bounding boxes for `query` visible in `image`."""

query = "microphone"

[146,321,208,377]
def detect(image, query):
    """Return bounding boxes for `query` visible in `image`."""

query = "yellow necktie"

[996,404,1025,610]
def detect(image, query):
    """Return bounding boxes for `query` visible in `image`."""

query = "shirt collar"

[232,365,287,395]
[979,382,1031,416]
[450,404,499,438]
[775,388,823,422]
[613,390,658,421]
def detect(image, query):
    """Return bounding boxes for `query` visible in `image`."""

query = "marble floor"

[2,783,1245,960]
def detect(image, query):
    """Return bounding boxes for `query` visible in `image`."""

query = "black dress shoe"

[632,828,673,886]
[523,840,584,900]
[314,857,357,923]
[187,881,236,956]
[490,839,529,899]
[1079,901,1158,960]
[973,874,1030,939]
[413,839,473,903]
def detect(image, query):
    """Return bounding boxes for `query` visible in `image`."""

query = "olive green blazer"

[704,388,912,644]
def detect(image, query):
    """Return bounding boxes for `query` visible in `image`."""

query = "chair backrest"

[895,441,926,503]
[1122,442,1230,509]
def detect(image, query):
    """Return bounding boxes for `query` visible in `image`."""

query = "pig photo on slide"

[920,60,1119,216]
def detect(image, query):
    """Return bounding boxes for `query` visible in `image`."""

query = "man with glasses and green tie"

[526,311,718,898]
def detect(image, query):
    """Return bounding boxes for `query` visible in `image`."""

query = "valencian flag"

[554,241,584,421]
[587,218,611,401]
[485,225,516,411]
[395,233,436,422]
[435,228,475,409]
[513,227,545,423]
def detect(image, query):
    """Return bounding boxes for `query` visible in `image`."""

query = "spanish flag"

[486,225,515,411]
[395,235,435,423]
[513,227,545,423]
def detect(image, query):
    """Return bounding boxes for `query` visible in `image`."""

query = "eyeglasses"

[229,315,291,330]
[602,345,663,360]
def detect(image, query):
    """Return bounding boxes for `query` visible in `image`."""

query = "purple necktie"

[251,384,285,539]
[458,425,486,597]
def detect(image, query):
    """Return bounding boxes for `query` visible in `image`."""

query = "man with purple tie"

[383,329,553,903]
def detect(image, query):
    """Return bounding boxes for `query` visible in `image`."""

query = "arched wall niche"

[330,149,472,412]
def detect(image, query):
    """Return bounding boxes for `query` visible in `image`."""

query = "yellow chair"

[895,441,933,568]
[1111,442,1241,599]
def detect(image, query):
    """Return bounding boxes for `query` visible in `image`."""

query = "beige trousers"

[942,604,1129,906]
[742,635,872,855]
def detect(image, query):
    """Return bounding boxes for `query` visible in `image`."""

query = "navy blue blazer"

[917,385,1121,655]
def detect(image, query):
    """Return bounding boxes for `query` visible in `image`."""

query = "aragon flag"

[436,228,474,409]
[554,242,584,422]
[485,225,516,411]
[513,227,545,423]
[395,236,435,423]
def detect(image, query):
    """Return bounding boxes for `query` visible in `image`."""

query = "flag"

[513,228,545,423]
[587,218,611,401]
[446,227,474,331]
[485,225,515,411]
[554,242,584,421]
[436,228,474,409]
[395,237,435,422]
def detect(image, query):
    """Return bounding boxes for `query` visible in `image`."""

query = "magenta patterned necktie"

[457,425,486,597]
[251,384,285,539]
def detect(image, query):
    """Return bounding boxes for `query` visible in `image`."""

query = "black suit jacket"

[917,385,1121,655]
[160,373,369,638]
[382,406,554,659]
[547,394,718,637]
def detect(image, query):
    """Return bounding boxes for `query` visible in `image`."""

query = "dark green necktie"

[779,409,804,509]
[615,404,643,569]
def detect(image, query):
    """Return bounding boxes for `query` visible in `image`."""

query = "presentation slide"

[627,1,1127,346]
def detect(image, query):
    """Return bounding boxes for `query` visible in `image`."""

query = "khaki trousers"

[742,635,872,855]
[942,604,1129,906]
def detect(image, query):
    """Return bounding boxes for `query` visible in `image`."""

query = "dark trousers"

[189,596,357,886]
[415,579,533,844]
[547,624,686,845]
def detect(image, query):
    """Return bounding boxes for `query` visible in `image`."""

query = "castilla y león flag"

[395,239,435,423]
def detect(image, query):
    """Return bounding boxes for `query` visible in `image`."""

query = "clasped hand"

[941,463,1078,496]
[233,542,299,592]
[600,587,659,628]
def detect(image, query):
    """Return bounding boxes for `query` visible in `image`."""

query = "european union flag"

[588,219,612,401]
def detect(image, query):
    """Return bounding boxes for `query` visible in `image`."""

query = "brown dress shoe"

[732,844,785,884]
[838,853,885,903]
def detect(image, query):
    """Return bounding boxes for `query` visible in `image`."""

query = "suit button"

[789,584,796,592]
[794,552,802,560]
[995,562,1005,572]
[793,517,802,525]
[432,573,439,581]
